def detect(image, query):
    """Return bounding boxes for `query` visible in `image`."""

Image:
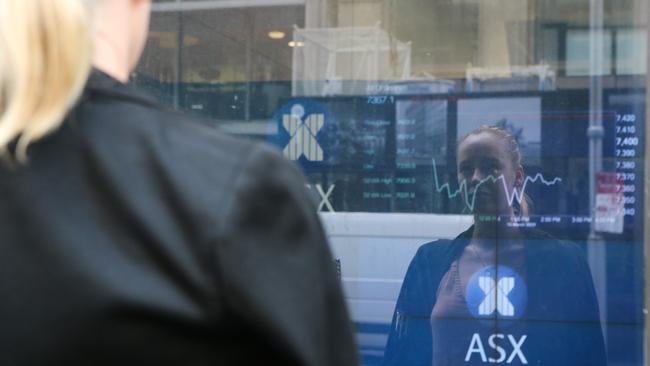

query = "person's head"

[457,125,529,218]
[0,0,152,161]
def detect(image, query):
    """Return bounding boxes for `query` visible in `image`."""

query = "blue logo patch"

[465,265,527,319]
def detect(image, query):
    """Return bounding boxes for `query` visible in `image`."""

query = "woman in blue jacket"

[384,126,606,366]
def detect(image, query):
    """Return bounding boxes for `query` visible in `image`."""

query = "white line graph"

[432,158,562,212]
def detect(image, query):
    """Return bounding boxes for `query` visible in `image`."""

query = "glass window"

[137,1,648,365]
[616,29,647,75]
[566,29,613,76]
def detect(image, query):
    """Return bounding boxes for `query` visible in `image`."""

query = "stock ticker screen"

[269,90,645,243]
[268,90,646,365]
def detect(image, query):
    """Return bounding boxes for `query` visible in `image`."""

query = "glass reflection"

[383,126,606,365]
[137,1,648,365]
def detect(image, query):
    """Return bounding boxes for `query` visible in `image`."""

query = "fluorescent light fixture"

[288,40,304,48]
[268,31,286,40]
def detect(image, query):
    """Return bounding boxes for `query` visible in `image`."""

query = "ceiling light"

[268,31,286,40]
[288,40,304,48]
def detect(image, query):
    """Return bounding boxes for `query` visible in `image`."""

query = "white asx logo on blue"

[282,104,324,161]
[466,266,527,319]
[271,99,330,165]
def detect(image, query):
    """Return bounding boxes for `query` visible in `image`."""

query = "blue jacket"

[383,226,606,366]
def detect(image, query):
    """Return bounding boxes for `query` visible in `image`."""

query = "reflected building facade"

[135,1,648,365]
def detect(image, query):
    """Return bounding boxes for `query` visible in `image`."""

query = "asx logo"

[282,104,325,161]
[466,266,527,319]
[465,333,528,364]
[478,276,515,316]
[464,266,529,364]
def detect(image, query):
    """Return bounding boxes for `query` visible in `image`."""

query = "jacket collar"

[455,223,551,241]
[85,68,160,108]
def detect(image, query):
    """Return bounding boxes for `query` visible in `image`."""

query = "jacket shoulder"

[80,87,253,154]
[403,238,457,287]
[414,237,463,263]
[75,85,304,237]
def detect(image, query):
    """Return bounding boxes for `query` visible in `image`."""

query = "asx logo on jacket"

[464,265,529,364]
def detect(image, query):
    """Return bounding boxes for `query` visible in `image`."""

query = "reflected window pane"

[616,29,647,75]
[566,29,613,76]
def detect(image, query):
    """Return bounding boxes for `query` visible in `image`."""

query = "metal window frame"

[152,0,306,12]
[644,8,650,363]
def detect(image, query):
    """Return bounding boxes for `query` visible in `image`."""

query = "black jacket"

[0,71,358,366]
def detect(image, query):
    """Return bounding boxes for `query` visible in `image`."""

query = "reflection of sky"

[457,97,542,144]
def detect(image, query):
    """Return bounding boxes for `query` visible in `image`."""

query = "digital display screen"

[269,90,645,242]
[267,89,645,366]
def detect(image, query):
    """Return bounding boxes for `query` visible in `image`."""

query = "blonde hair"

[0,0,93,161]
[460,125,533,217]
